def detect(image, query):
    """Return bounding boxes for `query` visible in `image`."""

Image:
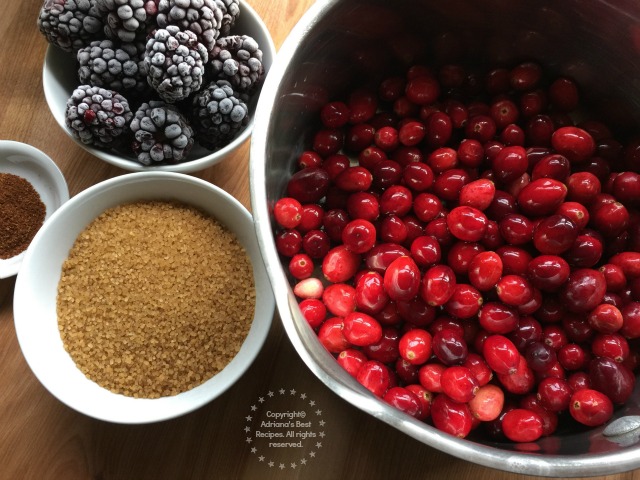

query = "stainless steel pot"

[250,0,640,476]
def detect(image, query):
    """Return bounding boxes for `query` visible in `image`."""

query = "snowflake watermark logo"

[244,386,327,471]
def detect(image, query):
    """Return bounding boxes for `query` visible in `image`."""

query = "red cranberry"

[441,366,479,403]
[548,77,579,112]
[405,74,440,105]
[383,387,422,418]
[356,360,391,397]
[483,335,520,375]
[551,126,596,164]
[363,327,400,363]
[446,206,488,242]
[318,317,349,353]
[560,268,606,313]
[492,146,528,185]
[432,328,468,365]
[532,214,579,255]
[384,255,421,302]
[337,349,366,377]
[286,167,331,203]
[322,245,361,283]
[399,328,433,365]
[501,408,543,443]
[468,251,503,291]
[431,394,473,438]
[517,178,567,217]
[343,311,383,347]
[321,101,351,128]
[298,298,326,329]
[589,357,635,404]
[510,62,542,91]
[531,153,571,182]
[527,255,570,292]
[478,302,519,334]
[537,377,572,412]
[570,389,613,427]
[465,115,497,143]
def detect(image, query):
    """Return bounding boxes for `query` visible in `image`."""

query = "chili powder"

[0,173,46,259]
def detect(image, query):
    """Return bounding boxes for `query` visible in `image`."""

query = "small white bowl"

[0,141,69,279]
[13,172,274,423]
[42,0,276,173]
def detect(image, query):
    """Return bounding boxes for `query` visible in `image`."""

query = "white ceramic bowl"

[13,172,274,423]
[42,0,276,173]
[0,141,69,279]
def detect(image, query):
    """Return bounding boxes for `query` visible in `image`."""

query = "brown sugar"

[56,200,256,398]
[0,173,46,259]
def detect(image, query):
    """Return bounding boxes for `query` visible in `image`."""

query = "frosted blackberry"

[65,85,133,148]
[78,39,149,93]
[130,101,195,164]
[191,80,249,150]
[214,0,239,37]
[37,0,104,53]
[156,0,223,54]
[208,35,264,93]
[95,0,160,43]
[144,26,208,103]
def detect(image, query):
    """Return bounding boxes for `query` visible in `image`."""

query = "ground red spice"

[0,173,46,259]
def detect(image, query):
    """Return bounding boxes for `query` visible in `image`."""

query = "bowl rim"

[249,0,640,477]
[42,0,277,173]
[13,171,274,423]
[0,140,69,279]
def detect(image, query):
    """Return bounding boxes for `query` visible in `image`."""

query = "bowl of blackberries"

[39,0,275,172]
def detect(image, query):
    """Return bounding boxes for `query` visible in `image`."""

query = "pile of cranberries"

[272,60,640,443]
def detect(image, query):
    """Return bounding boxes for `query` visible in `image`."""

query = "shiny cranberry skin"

[457,138,483,168]
[483,335,520,375]
[322,245,361,283]
[517,178,567,217]
[318,317,349,353]
[589,357,635,404]
[525,341,557,373]
[379,215,407,244]
[363,327,400,363]
[345,123,375,152]
[405,384,433,420]
[321,100,351,128]
[465,115,497,143]
[497,246,533,276]
[432,328,468,365]
[358,146,386,170]
[610,251,640,280]
[337,348,367,377]
[468,251,503,291]
[298,150,323,169]
[537,377,572,412]
[548,77,579,112]
[613,171,640,206]
[509,316,543,351]
[527,255,570,292]
[478,302,519,334]
[312,128,344,157]
[458,179,496,212]
[298,298,326,329]
[383,387,422,418]
[341,219,376,254]
[384,255,420,302]
[501,408,543,443]
[560,268,606,313]
[403,162,434,191]
[557,343,588,371]
[286,167,330,203]
[531,153,571,182]
[421,264,457,307]
[342,312,383,347]
[372,159,403,190]
[564,234,603,268]
[444,284,483,319]
[525,114,554,146]
[533,214,578,255]
[413,192,443,222]
[275,229,302,257]
[380,185,413,217]
[486,189,518,221]
[346,192,378,222]
[321,283,355,318]
[551,126,596,164]
[463,352,493,386]
[431,393,473,438]
[446,206,488,242]
[592,332,629,362]
[570,389,614,427]
[427,147,457,173]
[365,243,410,273]
[289,253,314,280]
[410,235,441,268]
[419,362,446,392]
[492,146,528,185]
[424,112,453,148]
[566,171,601,205]
[335,166,373,192]
[568,371,591,392]
[621,301,640,339]
[555,201,589,230]
[399,328,433,365]
[600,263,628,293]
[441,366,479,403]
[374,126,399,152]
[588,303,624,334]
[496,274,534,306]
[497,355,536,395]
[356,360,390,397]
[499,214,534,245]
[591,201,630,239]
[510,61,542,90]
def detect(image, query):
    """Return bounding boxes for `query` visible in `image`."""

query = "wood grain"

[1,1,639,479]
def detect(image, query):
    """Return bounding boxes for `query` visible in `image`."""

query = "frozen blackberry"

[65,85,133,148]
[37,0,104,53]
[130,100,195,164]
[144,25,208,103]
[208,35,264,93]
[214,0,239,37]
[95,0,159,43]
[78,39,149,93]
[191,79,249,150]
[156,0,223,54]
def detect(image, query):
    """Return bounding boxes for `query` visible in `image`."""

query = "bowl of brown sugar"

[13,171,274,423]
[0,141,69,278]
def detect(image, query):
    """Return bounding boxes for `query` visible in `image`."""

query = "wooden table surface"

[1,1,639,479]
